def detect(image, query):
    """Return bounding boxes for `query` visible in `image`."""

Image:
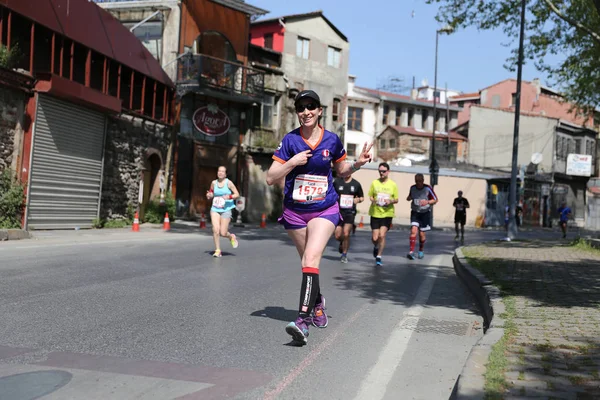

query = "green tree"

[426,0,600,111]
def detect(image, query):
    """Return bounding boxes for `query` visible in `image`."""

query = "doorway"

[141,152,163,220]
[191,166,218,217]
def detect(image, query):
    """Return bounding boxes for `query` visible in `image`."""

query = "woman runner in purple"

[266,90,373,345]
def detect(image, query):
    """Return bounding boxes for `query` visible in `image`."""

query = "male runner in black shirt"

[453,190,470,243]
[334,174,364,263]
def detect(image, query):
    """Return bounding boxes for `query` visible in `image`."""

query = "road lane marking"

[353,255,443,400]
[263,303,371,400]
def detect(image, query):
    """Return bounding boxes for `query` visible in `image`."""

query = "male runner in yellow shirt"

[368,162,398,267]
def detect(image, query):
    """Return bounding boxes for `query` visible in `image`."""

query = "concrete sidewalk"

[459,239,600,399]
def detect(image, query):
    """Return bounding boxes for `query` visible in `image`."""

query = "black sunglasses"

[378,170,388,173]
[295,103,319,113]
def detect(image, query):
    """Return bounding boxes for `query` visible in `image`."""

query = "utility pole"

[445,82,450,162]
[508,0,527,240]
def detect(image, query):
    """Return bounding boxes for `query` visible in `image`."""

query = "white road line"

[353,254,442,400]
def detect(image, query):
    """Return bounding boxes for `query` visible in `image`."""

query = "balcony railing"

[176,54,264,100]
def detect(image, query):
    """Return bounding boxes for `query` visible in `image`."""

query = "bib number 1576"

[293,174,327,203]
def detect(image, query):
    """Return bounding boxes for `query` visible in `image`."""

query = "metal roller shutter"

[26,95,106,230]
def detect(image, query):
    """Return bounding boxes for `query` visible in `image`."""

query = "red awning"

[0,0,173,87]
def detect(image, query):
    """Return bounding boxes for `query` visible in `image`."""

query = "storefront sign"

[193,104,231,137]
[566,154,592,177]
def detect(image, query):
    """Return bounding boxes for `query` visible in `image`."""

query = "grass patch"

[566,363,581,371]
[541,354,553,362]
[460,249,521,399]
[581,357,596,367]
[535,343,555,352]
[591,370,599,379]
[104,219,131,229]
[481,295,518,399]
[570,238,600,255]
[567,375,588,385]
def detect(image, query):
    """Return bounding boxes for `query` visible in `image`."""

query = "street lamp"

[430,25,453,226]
[430,25,453,185]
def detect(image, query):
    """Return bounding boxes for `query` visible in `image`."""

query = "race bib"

[456,204,464,211]
[377,193,391,207]
[340,194,354,209]
[413,198,422,206]
[213,197,226,208]
[293,174,328,203]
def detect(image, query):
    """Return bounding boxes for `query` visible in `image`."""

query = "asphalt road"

[0,226,506,400]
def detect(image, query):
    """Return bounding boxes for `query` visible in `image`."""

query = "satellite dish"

[531,153,543,165]
[399,158,412,167]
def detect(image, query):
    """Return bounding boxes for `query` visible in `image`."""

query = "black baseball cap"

[294,90,321,106]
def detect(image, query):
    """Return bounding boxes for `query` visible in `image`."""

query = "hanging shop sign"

[192,104,231,137]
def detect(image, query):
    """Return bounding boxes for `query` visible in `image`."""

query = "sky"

[250,0,557,95]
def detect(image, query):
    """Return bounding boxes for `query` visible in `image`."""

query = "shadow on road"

[250,306,297,322]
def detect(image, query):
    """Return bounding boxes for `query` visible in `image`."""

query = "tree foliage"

[426,0,600,110]
[0,169,25,229]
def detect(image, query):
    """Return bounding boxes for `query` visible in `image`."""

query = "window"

[332,98,340,122]
[321,106,328,129]
[586,139,596,156]
[348,107,363,131]
[383,105,390,125]
[264,33,273,49]
[408,108,414,127]
[389,139,396,149]
[262,94,275,129]
[411,139,422,148]
[347,143,357,157]
[327,46,341,68]
[128,21,163,62]
[449,111,458,129]
[511,93,517,106]
[457,101,465,108]
[396,107,402,125]
[379,139,386,149]
[421,109,429,130]
[575,138,582,154]
[296,37,310,59]
[557,136,574,161]
[435,112,441,131]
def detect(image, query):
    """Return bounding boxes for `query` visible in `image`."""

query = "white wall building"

[417,82,461,105]
[344,75,380,160]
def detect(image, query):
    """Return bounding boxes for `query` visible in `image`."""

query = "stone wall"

[0,86,26,175]
[101,114,172,219]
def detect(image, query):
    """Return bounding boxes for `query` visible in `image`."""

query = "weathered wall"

[101,114,171,220]
[351,165,489,226]
[245,152,283,222]
[0,86,26,175]
[469,106,557,173]
[282,17,349,132]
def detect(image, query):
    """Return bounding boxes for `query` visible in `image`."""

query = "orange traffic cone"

[358,216,364,228]
[132,211,140,232]
[260,213,267,228]
[163,212,171,231]
[199,213,206,229]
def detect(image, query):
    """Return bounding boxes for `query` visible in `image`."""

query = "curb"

[0,229,31,241]
[451,247,505,400]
